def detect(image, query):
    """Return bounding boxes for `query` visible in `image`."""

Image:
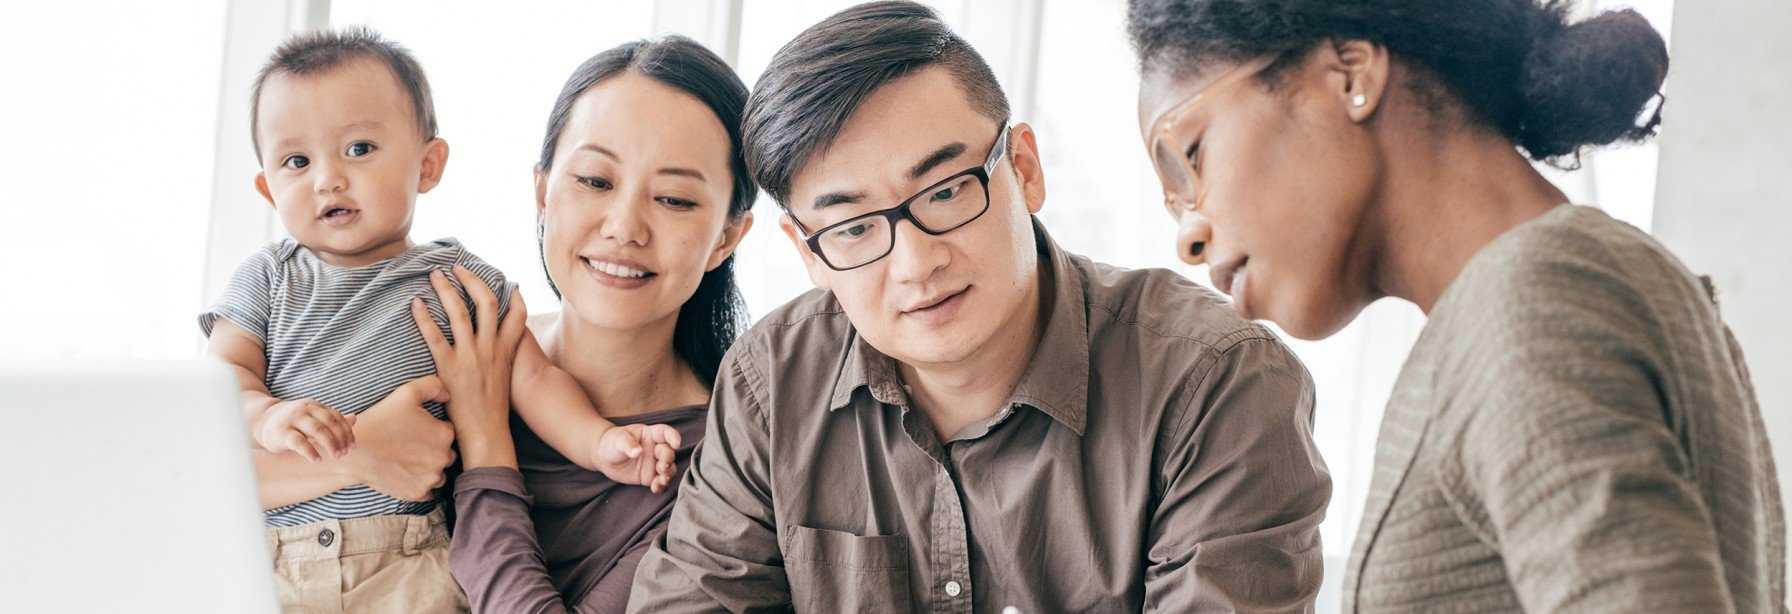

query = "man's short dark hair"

[742,0,1011,207]
[249,26,437,161]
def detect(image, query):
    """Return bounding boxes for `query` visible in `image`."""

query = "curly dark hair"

[1126,0,1669,165]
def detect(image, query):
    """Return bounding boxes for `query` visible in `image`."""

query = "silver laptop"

[0,359,278,612]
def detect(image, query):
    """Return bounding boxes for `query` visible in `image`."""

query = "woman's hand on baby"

[341,375,457,502]
[590,424,683,493]
[411,265,527,438]
[254,398,357,463]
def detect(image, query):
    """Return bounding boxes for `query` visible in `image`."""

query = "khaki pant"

[266,510,468,613]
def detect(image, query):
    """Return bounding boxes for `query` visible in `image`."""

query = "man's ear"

[416,138,450,194]
[778,213,833,291]
[254,172,275,208]
[1008,123,1047,215]
[706,211,756,272]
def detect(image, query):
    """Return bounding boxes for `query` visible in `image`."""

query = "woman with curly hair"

[1127,1,1783,611]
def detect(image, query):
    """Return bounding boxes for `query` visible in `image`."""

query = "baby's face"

[254,57,445,267]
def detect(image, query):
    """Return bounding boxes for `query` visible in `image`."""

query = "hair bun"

[1517,8,1669,162]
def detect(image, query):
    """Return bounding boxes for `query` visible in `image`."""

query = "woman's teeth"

[587,259,650,278]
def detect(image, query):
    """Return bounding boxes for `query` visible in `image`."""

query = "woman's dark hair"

[535,35,757,383]
[1126,0,1669,166]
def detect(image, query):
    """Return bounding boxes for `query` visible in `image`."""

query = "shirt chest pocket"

[784,525,914,612]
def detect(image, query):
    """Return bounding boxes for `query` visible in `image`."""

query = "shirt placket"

[931,445,974,614]
[899,403,976,614]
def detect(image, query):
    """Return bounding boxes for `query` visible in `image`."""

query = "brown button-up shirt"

[630,220,1330,613]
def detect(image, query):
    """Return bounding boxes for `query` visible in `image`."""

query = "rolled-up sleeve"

[627,347,790,613]
[1145,335,1332,613]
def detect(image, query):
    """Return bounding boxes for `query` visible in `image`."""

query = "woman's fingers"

[429,269,474,348]
[398,375,453,406]
[497,288,528,352]
[451,265,500,345]
[410,297,451,367]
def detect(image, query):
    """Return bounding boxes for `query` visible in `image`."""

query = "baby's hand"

[254,399,357,463]
[590,424,683,493]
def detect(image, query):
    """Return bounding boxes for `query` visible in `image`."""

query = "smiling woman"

[440,36,757,613]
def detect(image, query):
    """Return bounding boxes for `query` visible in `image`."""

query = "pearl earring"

[1351,94,1367,107]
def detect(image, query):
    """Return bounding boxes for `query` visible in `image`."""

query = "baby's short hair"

[249,26,437,160]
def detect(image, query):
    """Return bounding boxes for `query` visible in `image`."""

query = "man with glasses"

[630,3,1329,612]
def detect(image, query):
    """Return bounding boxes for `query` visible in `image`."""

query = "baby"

[199,27,677,613]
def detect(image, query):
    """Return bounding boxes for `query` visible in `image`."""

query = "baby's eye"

[346,142,375,157]
[283,155,310,170]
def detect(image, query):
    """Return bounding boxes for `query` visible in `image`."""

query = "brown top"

[1342,205,1785,612]
[449,405,706,614]
[629,219,1332,613]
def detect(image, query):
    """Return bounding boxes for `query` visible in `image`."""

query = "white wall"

[0,0,230,360]
[1654,0,1792,537]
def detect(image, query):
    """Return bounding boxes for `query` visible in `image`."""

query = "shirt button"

[945,581,962,597]
[317,528,335,547]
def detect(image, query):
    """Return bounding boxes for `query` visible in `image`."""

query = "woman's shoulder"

[1419,206,1733,438]
[1419,206,1716,414]
[1438,205,1706,336]
[527,310,561,333]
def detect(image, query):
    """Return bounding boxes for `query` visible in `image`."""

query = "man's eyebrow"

[909,142,968,180]
[812,190,866,211]
[806,141,971,211]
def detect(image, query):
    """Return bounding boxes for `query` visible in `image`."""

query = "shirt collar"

[826,216,1090,435]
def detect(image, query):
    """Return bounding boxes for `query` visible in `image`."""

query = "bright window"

[0,0,229,361]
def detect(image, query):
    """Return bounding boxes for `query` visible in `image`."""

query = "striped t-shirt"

[200,238,509,527]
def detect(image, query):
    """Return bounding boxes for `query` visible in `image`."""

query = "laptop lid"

[0,359,277,612]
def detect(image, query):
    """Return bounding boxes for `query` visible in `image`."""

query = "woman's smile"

[582,255,658,289]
